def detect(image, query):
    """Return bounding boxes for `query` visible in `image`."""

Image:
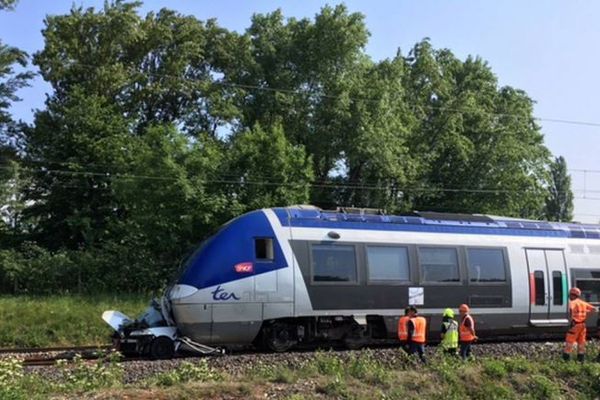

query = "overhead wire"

[29,61,600,129]
[3,65,599,212]
[1,164,599,197]
[4,65,599,188]
[16,158,600,194]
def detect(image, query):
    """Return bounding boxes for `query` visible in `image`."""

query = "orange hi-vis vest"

[459,314,476,342]
[569,298,596,324]
[410,316,427,344]
[397,315,409,341]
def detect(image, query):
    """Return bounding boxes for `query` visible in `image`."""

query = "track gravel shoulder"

[23,340,574,384]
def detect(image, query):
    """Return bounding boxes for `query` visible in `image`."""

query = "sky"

[1,0,599,222]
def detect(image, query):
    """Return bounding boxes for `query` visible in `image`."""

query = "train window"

[366,246,410,281]
[534,271,545,305]
[467,248,506,283]
[418,247,459,283]
[311,244,357,283]
[255,238,274,261]
[576,279,600,304]
[553,271,563,305]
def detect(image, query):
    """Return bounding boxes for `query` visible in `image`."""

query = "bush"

[502,357,531,373]
[313,352,345,376]
[0,244,85,294]
[483,359,507,379]
[347,351,391,385]
[55,352,124,391]
[316,375,348,398]
[0,241,182,294]
[152,360,221,387]
[254,363,297,384]
[472,382,516,400]
[529,374,560,399]
[0,357,25,399]
[0,358,51,400]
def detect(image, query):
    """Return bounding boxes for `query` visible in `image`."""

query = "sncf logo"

[234,262,254,273]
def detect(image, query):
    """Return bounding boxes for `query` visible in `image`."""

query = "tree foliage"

[0,0,32,247]
[225,123,313,211]
[34,1,239,135]
[0,1,573,293]
[0,0,17,11]
[0,40,32,145]
[545,156,574,222]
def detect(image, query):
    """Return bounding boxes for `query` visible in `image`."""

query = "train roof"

[272,206,600,240]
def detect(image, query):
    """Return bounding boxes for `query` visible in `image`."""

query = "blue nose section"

[178,210,287,289]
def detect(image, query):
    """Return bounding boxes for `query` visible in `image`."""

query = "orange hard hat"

[570,287,581,297]
[459,304,470,313]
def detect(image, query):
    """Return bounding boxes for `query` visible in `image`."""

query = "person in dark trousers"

[397,307,410,353]
[440,308,459,356]
[459,304,477,360]
[407,306,427,363]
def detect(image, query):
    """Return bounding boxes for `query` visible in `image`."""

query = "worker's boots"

[577,353,585,363]
[562,352,570,361]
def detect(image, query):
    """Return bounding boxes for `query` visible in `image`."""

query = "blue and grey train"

[103,205,600,358]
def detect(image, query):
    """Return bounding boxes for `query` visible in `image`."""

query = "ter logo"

[211,285,240,301]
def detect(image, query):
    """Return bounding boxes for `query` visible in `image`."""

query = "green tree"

[34,1,238,135]
[403,40,550,218]
[334,56,416,211]
[26,1,239,250]
[225,123,313,212]
[0,0,17,11]
[14,3,561,293]
[222,5,369,183]
[545,156,574,222]
[23,89,133,249]
[108,125,230,289]
[0,148,21,244]
[0,40,32,146]
[0,0,32,246]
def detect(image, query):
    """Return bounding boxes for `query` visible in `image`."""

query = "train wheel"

[265,322,297,352]
[149,336,175,359]
[343,325,366,350]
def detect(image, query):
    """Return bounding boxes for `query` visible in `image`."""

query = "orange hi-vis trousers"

[564,322,587,354]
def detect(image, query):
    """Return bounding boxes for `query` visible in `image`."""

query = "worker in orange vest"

[563,287,597,362]
[407,306,427,363]
[459,304,477,360]
[397,307,410,352]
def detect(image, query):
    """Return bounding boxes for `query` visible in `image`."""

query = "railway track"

[5,345,202,367]
[0,345,111,355]
[0,345,112,367]
[0,335,575,368]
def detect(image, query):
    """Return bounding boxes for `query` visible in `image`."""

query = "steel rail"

[0,345,111,354]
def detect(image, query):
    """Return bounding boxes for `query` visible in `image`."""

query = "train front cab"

[169,210,295,347]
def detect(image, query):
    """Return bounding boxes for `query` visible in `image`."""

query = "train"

[103,205,600,358]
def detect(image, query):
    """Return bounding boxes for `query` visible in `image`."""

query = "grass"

[3,349,600,399]
[0,294,148,347]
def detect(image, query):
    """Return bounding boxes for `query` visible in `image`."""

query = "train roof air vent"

[414,212,495,224]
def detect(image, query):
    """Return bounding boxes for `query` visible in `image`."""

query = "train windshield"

[171,213,245,284]
[179,235,215,273]
[164,233,217,288]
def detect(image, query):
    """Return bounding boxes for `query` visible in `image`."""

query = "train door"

[526,249,569,326]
